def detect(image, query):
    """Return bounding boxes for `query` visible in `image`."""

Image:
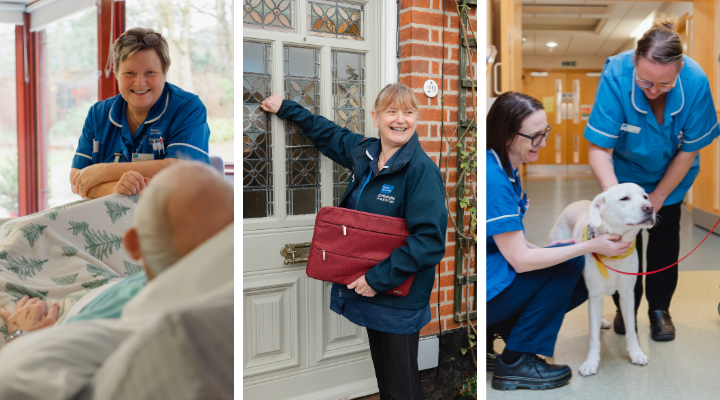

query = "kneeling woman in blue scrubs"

[70,27,212,199]
[486,92,631,390]
[585,15,720,341]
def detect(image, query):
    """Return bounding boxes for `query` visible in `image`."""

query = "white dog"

[549,183,656,376]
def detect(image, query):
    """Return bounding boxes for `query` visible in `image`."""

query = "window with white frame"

[243,0,375,220]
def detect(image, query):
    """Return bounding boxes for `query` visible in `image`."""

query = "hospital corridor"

[487,0,720,397]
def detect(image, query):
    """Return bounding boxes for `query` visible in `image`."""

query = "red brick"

[443,31,460,45]
[419,107,442,121]
[446,14,460,29]
[442,63,459,76]
[400,25,431,42]
[432,29,440,42]
[439,303,455,316]
[415,124,429,137]
[400,42,444,59]
[409,10,445,27]
[401,0,431,9]
[442,94,459,107]
[400,59,429,74]
[446,109,458,123]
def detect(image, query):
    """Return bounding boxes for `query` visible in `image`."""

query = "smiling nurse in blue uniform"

[585,15,720,342]
[486,92,630,391]
[70,27,211,199]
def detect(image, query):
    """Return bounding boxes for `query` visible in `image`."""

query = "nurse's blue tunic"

[584,50,720,205]
[486,149,528,302]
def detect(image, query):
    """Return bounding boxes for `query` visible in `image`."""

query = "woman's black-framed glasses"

[120,32,162,47]
[515,125,551,147]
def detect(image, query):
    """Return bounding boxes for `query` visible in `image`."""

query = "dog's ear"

[589,194,606,228]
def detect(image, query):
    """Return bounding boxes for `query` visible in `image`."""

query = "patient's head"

[124,162,234,280]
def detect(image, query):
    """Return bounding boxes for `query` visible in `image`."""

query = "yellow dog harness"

[582,225,636,279]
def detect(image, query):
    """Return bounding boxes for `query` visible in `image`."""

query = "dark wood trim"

[98,0,125,101]
[15,17,38,216]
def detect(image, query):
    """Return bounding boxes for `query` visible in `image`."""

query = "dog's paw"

[600,318,611,329]
[579,361,599,377]
[629,351,648,366]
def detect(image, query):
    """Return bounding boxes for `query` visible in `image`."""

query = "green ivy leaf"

[460,347,467,355]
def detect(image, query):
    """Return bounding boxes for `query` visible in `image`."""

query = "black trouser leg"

[612,201,681,313]
[366,328,423,400]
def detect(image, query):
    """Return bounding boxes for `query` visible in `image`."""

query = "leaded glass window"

[243,42,274,219]
[243,0,295,33]
[284,46,321,216]
[332,51,365,206]
[308,1,364,41]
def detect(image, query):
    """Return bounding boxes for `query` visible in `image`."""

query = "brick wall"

[398,0,477,336]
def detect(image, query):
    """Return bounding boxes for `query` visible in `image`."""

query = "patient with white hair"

[0,161,233,339]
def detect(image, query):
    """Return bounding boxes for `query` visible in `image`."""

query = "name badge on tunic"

[132,153,154,162]
[93,140,99,153]
[620,123,641,134]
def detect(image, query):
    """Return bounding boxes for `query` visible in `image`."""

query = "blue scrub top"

[486,149,527,302]
[72,82,211,169]
[584,50,720,205]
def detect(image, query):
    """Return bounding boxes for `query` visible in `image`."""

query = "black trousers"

[612,201,681,313]
[366,328,423,400]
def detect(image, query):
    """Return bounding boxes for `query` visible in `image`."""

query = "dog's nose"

[643,204,654,214]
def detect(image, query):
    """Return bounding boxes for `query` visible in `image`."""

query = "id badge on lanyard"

[518,190,529,217]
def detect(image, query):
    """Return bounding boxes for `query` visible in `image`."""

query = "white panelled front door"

[242,1,381,399]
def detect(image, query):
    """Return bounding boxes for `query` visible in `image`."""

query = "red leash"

[592,214,720,276]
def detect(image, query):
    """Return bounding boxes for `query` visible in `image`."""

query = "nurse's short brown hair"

[374,83,420,115]
[635,14,683,69]
[113,27,171,77]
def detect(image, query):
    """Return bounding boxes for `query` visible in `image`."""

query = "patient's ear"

[124,228,142,260]
[589,194,606,228]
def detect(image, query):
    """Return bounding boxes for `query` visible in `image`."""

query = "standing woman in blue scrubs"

[70,27,212,199]
[486,92,631,390]
[585,15,720,341]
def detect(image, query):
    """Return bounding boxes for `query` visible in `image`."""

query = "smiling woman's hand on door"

[260,95,283,114]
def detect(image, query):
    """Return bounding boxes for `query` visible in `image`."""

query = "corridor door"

[242,2,380,399]
[521,70,600,175]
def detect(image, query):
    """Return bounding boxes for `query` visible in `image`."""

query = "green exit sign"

[562,61,577,67]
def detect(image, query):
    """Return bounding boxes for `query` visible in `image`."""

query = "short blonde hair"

[374,83,420,115]
[113,27,171,77]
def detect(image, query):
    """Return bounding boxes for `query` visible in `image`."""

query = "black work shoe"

[613,309,637,335]
[487,352,496,371]
[492,353,572,390]
[649,309,675,341]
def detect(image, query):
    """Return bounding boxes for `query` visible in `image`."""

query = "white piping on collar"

[670,76,684,116]
[631,69,647,115]
[145,93,169,124]
[489,149,515,183]
[108,97,122,128]
[365,148,391,169]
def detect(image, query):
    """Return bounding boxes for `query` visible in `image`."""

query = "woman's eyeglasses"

[635,77,676,92]
[120,32,162,47]
[515,125,551,147]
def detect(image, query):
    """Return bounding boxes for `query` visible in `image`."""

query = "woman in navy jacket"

[261,83,447,399]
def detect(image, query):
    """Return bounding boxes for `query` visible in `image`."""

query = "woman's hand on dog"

[590,234,633,257]
[548,238,578,246]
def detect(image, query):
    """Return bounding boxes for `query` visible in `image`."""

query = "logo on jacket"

[380,184,394,194]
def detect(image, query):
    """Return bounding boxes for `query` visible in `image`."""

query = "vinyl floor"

[486,178,720,399]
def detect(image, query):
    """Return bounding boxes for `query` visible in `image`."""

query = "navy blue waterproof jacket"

[277,100,448,310]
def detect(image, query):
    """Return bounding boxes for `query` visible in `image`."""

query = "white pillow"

[0,320,131,400]
[90,288,233,400]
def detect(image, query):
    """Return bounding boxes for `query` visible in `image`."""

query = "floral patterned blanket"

[0,193,140,347]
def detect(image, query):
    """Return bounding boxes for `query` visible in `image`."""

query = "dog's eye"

[620,197,630,201]
[643,195,648,200]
